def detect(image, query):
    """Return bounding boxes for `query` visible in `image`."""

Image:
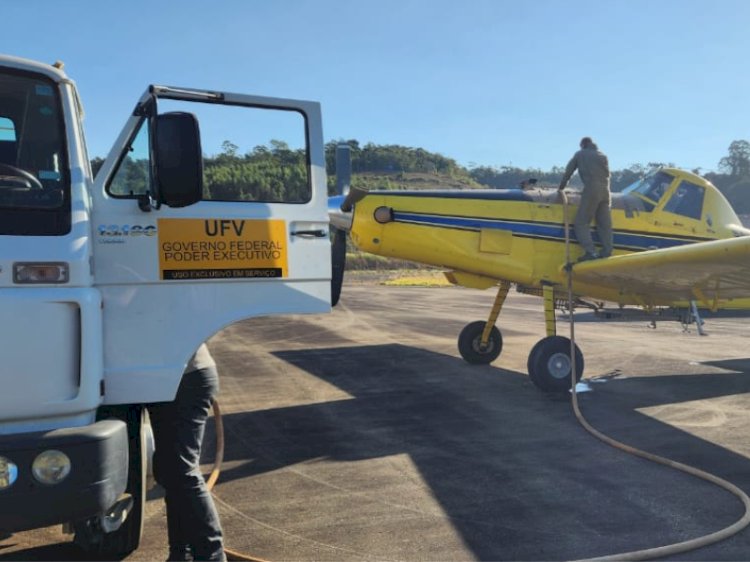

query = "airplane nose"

[328,194,353,231]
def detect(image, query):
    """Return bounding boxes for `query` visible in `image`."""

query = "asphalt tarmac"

[3,283,750,561]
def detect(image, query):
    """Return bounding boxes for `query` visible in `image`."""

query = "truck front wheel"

[73,405,147,558]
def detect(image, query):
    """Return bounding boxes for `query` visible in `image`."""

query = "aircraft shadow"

[565,308,750,324]
[208,344,750,561]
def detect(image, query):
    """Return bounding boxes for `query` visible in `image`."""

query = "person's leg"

[594,197,614,257]
[149,367,224,561]
[573,190,598,257]
[170,367,224,561]
[149,401,193,561]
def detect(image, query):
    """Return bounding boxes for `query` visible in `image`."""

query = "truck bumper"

[0,419,128,532]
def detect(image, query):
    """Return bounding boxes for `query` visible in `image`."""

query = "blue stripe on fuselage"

[392,212,709,251]
[372,189,534,202]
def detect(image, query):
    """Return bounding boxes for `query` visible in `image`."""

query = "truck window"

[0,117,14,139]
[107,101,311,204]
[0,70,70,235]
[0,117,17,165]
[663,180,704,220]
[108,119,149,197]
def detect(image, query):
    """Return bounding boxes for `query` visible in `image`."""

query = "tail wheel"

[458,320,503,364]
[528,335,583,392]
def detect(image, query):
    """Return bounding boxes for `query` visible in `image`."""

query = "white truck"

[0,54,333,555]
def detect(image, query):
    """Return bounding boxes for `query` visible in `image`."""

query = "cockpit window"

[622,171,675,203]
[663,180,704,220]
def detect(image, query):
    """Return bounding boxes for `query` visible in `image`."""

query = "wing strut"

[543,284,556,337]
[480,280,511,347]
[689,301,707,336]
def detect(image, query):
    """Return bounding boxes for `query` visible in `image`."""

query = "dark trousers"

[148,366,224,561]
[574,184,613,256]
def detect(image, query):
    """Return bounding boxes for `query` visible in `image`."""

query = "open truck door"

[0,56,332,557]
[92,86,331,405]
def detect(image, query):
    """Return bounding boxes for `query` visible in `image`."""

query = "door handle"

[290,229,327,238]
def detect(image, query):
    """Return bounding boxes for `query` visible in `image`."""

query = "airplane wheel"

[527,336,583,392]
[458,321,502,364]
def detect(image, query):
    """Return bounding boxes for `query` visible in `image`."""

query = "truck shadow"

[207,344,750,561]
[0,544,101,562]
[4,345,749,561]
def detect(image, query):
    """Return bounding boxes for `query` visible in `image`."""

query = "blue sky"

[4,0,749,172]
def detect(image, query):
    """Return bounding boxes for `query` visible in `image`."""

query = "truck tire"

[74,405,147,558]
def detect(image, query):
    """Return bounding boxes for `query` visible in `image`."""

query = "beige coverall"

[559,145,613,257]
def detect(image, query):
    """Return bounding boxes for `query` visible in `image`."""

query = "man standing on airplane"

[558,137,613,261]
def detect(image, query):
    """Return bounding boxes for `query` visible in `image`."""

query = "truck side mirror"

[153,112,203,208]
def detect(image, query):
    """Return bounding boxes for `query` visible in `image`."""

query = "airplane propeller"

[328,145,371,306]
[329,144,352,307]
[331,226,347,307]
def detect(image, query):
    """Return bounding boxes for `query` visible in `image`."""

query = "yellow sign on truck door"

[158,218,288,280]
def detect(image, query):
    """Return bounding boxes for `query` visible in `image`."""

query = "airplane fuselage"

[348,168,746,306]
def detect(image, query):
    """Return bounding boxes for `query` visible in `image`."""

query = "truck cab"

[0,54,331,554]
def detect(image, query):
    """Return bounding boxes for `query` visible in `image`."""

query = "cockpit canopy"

[622,169,706,220]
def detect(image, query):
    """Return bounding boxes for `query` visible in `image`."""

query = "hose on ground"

[208,399,270,562]
[561,191,750,561]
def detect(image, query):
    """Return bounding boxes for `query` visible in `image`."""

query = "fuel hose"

[208,399,270,562]
[561,191,750,561]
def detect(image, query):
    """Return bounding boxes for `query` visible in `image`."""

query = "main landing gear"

[457,283,583,392]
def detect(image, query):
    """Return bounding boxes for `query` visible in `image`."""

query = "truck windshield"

[0,69,70,235]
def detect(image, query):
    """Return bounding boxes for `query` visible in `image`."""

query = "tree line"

[325,138,750,213]
[92,138,750,213]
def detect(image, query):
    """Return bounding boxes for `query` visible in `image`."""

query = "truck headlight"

[0,456,18,489]
[32,450,71,485]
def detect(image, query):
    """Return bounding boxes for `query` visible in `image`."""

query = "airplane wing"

[571,236,750,307]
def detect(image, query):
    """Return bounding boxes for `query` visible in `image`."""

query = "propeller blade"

[331,227,347,307]
[340,185,368,212]
[328,143,366,307]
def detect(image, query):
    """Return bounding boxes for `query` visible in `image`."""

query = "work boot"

[167,546,193,561]
[577,252,600,263]
[192,546,226,562]
[193,550,226,562]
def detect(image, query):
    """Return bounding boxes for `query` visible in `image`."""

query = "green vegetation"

[345,252,420,270]
[324,138,750,214]
[93,137,750,214]
[96,140,309,202]
[203,140,308,202]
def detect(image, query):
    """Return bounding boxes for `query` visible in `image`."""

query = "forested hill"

[91,139,750,214]
[324,139,750,214]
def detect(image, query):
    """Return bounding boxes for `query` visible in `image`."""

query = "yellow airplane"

[329,161,750,392]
